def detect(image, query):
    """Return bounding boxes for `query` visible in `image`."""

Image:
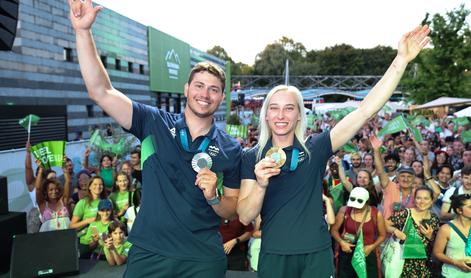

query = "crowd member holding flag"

[69,0,242,276]
[331,187,386,277]
[371,135,441,221]
[34,157,72,232]
[433,194,471,277]
[385,186,439,277]
[238,24,431,278]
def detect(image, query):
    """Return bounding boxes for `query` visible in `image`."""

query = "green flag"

[411,115,430,126]
[378,115,409,138]
[328,182,344,213]
[226,124,248,139]
[463,130,471,143]
[111,138,126,155]
[141,135,156,169]
[342,142,358,153]
[89,129,104,147]
[352,230,367,278]
[408,125,423,142]
[453,117,470,127]
[31,141,65,170]
[306,115,316,129]
[19,114,40,130]
[403,216,427,259]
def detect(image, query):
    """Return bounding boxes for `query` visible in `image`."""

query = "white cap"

[347,187,369,209]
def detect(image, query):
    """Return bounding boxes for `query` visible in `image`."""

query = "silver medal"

[191,152,213,172]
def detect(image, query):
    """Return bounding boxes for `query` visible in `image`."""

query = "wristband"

[207,195,220,206]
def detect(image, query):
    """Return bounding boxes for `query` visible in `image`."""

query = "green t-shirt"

[73,198,100,221]
[101,168,114,189]
[110,191,131,213]
[104,240,132,261]
[80,220,111,246]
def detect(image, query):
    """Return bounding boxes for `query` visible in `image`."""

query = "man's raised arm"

[330,25,430,151]
[69,0,132,130]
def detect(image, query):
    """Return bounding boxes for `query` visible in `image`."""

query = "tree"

[253,37,308,75]
[401,5,471,104]
[206,45,253,76]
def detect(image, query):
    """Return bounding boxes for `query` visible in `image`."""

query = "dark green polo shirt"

[241,132,333,255]
[125,101,242,261]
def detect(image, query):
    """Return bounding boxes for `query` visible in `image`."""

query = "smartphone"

[421,219,431,228]
[101,233,108,241]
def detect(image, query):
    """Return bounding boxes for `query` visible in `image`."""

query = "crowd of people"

[14,2,466,277]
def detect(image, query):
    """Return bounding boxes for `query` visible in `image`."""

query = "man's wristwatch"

[207,195,220,206]
[235,238,240,244]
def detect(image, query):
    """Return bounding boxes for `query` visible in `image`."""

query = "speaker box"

[0,211,26,274]
[0,0,19,51]
[0,176,8,214]
[10,229,79,278]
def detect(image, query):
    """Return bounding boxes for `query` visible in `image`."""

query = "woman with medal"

[237,25,431,277]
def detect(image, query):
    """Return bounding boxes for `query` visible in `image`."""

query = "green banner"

[329,183,344,214]
[342,142,358,153]
[31,141,65,170]
[463,130,471,143]
[408,125,423,142]
[141,135,157,169]
[226,124,248,139]
[378,115,409,137]
[89,130,127,156]
[453,117,470,127]
[148,27,191,93]
[352,230,367,278]
[18,114,40,130]
[403,216,427,259]
[411,115,430,126]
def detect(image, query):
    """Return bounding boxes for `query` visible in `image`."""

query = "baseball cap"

[397,166,415,176]
[98,199,113,211]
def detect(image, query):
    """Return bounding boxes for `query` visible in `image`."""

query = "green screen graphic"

[148,27,190,93]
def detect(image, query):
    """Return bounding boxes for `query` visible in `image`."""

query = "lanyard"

[289,148,300,172]
[400,188,412,208]
[179,129,210,153]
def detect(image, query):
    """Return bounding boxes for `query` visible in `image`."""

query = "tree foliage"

[402,4,471,104]
[206,45,253,76]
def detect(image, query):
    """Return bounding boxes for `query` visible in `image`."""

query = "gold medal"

[265,147,286,168]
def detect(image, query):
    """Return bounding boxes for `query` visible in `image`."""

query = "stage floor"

[1,259,257,278]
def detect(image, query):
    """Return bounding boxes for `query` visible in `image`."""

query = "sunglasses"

[349,197,364,204]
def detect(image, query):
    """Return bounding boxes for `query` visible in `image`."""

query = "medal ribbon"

[179,129,210,153]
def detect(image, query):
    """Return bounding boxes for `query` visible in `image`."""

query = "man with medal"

[69,1,242,277]
[237,25,431,277]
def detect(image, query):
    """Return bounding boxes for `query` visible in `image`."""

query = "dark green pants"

[258,248,335,278]
[123,245,227,278]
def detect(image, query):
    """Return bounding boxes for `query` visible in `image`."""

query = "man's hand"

[397,25,430,63]
[68,0,103,32]
[254,158,280,188]
[195,168,218,200]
